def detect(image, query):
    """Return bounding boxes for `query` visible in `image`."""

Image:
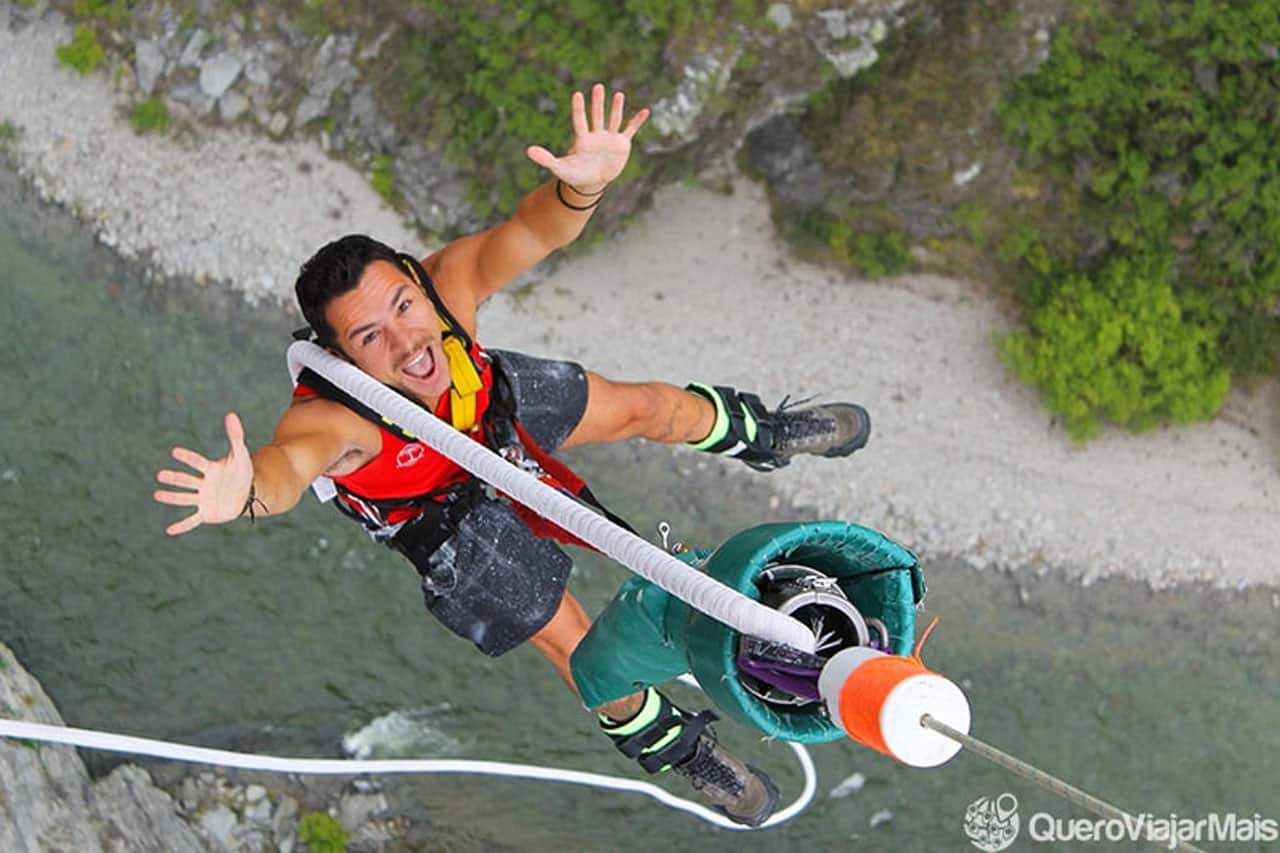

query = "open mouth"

[401,346,437,382]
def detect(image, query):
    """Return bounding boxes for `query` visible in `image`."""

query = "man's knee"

[529,592,592,671]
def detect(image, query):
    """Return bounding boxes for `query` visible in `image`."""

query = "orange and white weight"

[817,645,970,768]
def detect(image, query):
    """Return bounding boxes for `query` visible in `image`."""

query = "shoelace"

[773,398,840,446]
[676,740,746,796]
[774,392,818,412]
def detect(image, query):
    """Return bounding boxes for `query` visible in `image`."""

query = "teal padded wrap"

[684,522,922,744]
[569,524,922,743]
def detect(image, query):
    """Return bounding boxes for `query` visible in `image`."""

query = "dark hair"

[295,234,403,346]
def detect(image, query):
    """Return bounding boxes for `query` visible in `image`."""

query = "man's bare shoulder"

[277,394,382,475]
[421,245,480,336]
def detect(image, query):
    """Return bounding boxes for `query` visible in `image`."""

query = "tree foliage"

[381,0,724,217]
[999,0,1280,433]
[1001,251,1230,439]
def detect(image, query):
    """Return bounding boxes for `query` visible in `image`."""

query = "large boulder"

[0,642,207,852]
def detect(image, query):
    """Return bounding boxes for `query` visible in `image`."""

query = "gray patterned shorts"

[412,348,589,656]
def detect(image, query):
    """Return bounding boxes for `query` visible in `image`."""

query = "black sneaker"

[688,383,871,472]
[601,691,780,827]
[671,726,780,828]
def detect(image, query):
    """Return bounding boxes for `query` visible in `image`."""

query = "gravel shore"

[0,14,421,301]
[3,10,1277,588]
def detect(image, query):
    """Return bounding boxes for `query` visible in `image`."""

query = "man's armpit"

[324,446,374,478]
[276,396,381,478]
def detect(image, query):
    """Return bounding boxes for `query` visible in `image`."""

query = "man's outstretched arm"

[427,83,649,308]
[154,401,375,535]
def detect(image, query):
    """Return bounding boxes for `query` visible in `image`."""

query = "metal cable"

[921,715,1208,853]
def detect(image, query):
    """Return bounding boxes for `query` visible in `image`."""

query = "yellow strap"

[401,259,482,431]
[440,319,483,431]
[449,387,477,432]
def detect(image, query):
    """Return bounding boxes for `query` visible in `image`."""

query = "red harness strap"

[294,354,624,550]
[503,421,596,550]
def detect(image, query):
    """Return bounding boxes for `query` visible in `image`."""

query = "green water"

[1,165,1277,852]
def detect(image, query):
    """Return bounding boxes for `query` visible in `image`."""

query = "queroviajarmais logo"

[965,793,1020,852]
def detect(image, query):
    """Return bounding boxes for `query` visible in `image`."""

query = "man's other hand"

[154,412,254,535]
[525,83,649,195]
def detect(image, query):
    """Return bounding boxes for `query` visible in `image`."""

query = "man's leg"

[528,589,643,721]
[530,590,778,827]
[561,372,870,471]
[560,374,716,448]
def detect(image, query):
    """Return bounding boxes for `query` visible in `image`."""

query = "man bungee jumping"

[154,84,870,827]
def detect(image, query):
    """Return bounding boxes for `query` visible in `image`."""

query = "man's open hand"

[154,412,254,536]
[526,83,649,195]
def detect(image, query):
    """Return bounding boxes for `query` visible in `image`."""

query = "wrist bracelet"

[240,481,269,524]
[556,179,604,211]
[567,181,606,196]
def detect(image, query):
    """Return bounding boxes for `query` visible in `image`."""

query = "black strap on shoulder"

[397,253,473,353]
[296,366,419,445]
[296,365,467,534]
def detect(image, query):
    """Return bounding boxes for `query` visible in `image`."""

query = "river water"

[1,165,1277,852]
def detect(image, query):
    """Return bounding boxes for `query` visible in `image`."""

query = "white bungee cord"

[285,342,817,654]
[0,696,815,831]
[0,343,824,830]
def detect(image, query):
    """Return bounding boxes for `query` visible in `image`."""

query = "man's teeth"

[405,348,434,378]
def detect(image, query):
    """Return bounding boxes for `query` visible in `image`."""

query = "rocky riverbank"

[0,641,406,852]
[2,2,1278,849]
[2,2,1277,585]
[0,1,423,302]
[0,639,204,851]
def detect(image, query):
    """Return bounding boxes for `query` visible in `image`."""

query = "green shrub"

[70,0,132,25]
[295,0,336,38]
[129,97,169,134]
[789,208,912,279]
[297,811,348,853]
[1000,251,1231,439]
[376,0,722,218]
[950,202,992,248]
[56,25,105,75]
[370,153,397,204]
[0,119,19,145]
[829,220,911,279]
[1000,0,1280,395]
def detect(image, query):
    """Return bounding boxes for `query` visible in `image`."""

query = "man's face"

[324,259,452,405]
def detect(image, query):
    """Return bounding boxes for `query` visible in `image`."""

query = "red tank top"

[293,342,597,549]
[292,345,495,525]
